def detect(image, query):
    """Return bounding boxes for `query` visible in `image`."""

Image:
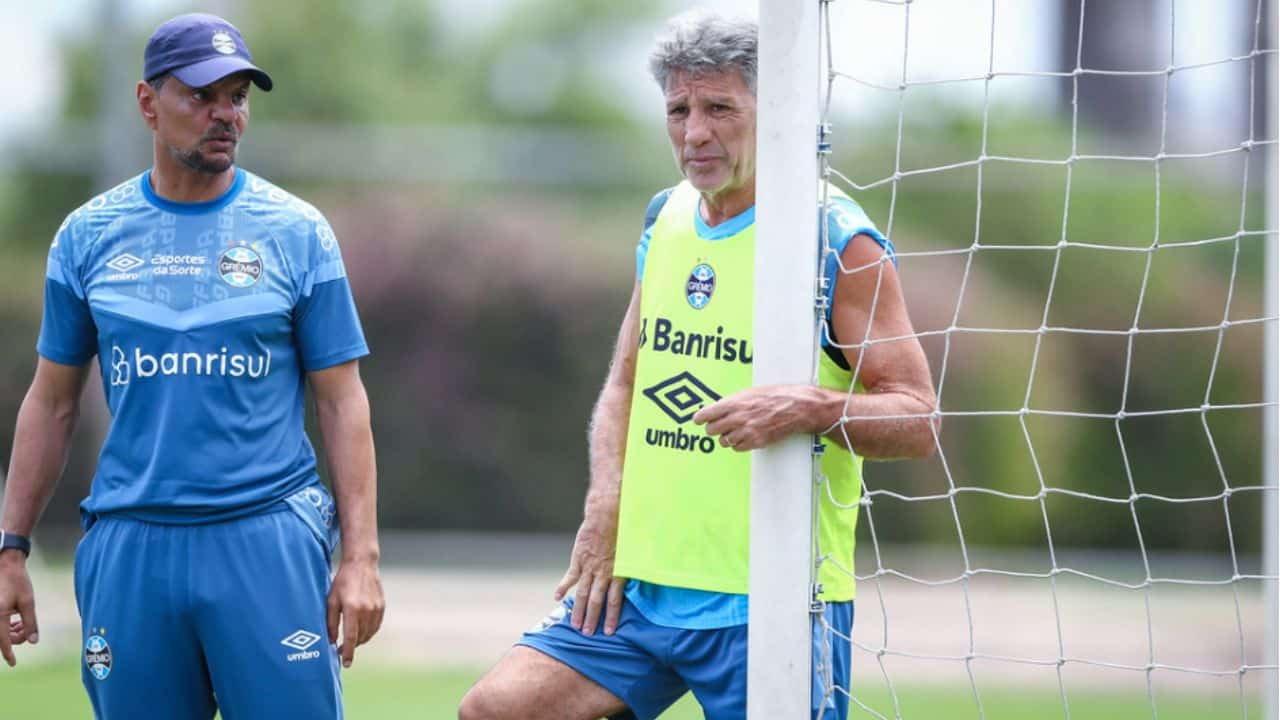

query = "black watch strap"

[0,530,31,557]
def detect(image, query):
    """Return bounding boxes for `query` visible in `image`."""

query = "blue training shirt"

[628,187,893,629]
[38,168,368,525]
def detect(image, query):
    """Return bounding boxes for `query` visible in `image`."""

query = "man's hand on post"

[0,551,38,668]
[555,506,626,637]
[693,384,821,452]
[326,558,385,670]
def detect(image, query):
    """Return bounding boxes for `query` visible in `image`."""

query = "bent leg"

[461,598,688,720]
[459,645,629,720]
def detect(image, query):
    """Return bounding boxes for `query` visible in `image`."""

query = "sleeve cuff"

[302,344,370,372]
[36,343,95,367]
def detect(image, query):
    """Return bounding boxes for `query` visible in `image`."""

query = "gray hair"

[649,10,758,94]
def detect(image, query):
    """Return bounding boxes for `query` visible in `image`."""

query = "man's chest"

[84,214,293,320]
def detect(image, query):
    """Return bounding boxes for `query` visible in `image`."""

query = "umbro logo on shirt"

[103,252,209,280]
[105,254,145,273]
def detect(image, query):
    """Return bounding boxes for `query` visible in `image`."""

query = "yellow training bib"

[615,181,863,600]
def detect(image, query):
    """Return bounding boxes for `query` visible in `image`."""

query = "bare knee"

[458,681,507,720]
[460,646,624,720]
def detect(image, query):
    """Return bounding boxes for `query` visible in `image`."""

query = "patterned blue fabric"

[38,168,368,524]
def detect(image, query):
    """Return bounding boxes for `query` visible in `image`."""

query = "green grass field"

[0,660,1257,719]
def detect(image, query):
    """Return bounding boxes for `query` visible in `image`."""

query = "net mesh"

[811,1,1278,716]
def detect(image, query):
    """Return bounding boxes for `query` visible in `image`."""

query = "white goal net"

[751,0,1280,718]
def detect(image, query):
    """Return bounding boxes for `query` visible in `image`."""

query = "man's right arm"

[0,357,90,666]
[553,280,643,637]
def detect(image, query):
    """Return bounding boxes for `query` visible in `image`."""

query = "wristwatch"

[0,530,31,558]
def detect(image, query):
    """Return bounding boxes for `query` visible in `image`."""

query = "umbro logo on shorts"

[281,629,322,662]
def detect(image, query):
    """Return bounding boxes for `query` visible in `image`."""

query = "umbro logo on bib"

[643,371,721,425]
[641,371,721,455]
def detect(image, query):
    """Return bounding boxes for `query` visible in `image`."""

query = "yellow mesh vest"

[615,181,863,601]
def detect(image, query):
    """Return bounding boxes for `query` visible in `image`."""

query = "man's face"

[145,73,251,174]
[664,69,756,198]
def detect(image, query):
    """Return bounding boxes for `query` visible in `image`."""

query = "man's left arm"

[309,360,385,668]
[694,232,938,459]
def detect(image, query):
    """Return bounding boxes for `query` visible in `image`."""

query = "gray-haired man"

[460,10,936,720]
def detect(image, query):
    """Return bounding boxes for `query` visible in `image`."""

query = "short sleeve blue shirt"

[38,168,369,523]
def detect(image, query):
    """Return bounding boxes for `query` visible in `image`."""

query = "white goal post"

[749,0,823,718]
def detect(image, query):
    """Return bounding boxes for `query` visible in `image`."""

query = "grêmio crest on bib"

[685,262,716,309]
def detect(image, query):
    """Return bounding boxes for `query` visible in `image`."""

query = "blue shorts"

[517,595,852,720]
[73,486,342,719]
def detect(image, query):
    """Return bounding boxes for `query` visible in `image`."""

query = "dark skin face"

[137,72,251,200]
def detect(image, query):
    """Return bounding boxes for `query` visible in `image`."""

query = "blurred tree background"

[0,0,1272,565]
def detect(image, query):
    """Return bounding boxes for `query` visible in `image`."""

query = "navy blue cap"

[144,13,273,91]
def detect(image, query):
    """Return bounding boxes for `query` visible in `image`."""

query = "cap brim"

[172,56,273,92]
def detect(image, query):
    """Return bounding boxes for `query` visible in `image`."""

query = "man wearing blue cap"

[0,13,383,718]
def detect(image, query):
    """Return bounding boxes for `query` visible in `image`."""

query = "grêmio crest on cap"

[143,13,273,91]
